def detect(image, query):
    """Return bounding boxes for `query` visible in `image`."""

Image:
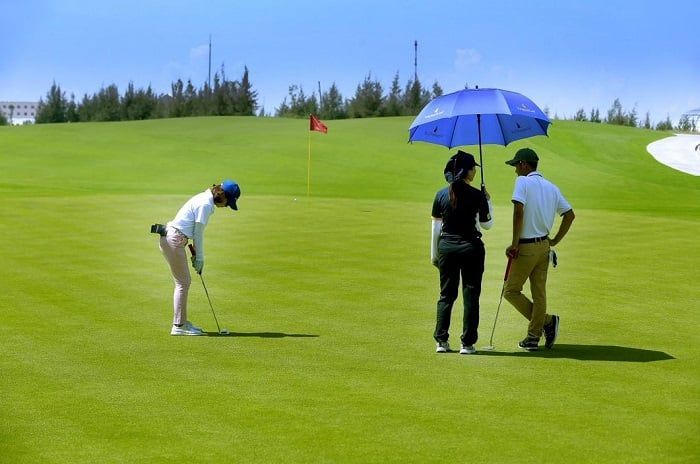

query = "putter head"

[219,329,230,335]
[481,345,495,351]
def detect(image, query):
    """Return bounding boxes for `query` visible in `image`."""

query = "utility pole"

[208,34,212,91]
[414,40,418,82]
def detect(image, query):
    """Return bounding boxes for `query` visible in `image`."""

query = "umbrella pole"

[477,114,485,191]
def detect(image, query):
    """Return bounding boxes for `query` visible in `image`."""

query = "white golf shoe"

[436,341,450,353]
[170,321,204,336]
[459,344,476,354]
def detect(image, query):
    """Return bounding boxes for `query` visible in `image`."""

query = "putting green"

[0,117,697,462]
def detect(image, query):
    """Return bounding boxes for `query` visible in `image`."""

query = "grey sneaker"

[518,337,539,352]
[459,344,476,354]
[171,321,204,336]
[436,341,450,353]
[544,315,560,349]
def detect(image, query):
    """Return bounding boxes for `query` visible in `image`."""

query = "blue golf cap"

[221,180,240,210]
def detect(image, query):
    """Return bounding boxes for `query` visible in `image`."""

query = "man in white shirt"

[503,149,575,351]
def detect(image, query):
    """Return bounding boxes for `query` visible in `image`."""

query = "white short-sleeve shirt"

[167,189,215,238]
[512,172,572,239]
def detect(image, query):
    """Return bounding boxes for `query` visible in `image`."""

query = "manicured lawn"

[0,117,697,462]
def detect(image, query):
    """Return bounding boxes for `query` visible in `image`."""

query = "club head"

[219,329,230,335]
[481,345,495,351]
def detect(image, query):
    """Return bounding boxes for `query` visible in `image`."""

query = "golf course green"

[1,116,698,463]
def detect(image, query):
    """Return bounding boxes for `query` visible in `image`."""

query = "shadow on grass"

[476,344,675,362]
[204,331,319,338]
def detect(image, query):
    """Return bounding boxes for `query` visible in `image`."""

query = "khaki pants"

[159,228,191,326]
[503,241,554,339]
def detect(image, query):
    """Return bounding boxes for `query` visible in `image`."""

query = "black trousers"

[434,237,485,346]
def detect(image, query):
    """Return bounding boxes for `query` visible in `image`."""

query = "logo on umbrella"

[425,108,445,119]
[518,103,536,114]
[513,122,532,133]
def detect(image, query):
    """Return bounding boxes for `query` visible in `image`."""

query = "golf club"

[482,256,513,351]
[188,244,229,335]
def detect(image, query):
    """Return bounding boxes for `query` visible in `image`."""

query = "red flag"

[309,114,328,133]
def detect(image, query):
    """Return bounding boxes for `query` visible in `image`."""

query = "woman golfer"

[160,180,240,335]
[431,151,493,354]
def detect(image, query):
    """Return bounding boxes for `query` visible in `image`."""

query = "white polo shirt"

[167,189,215,238]
[512,172,572,239]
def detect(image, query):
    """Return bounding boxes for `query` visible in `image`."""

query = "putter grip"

[504,257,513,281]
[188,244,196,257]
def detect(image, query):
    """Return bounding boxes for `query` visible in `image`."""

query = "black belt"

[441,233,482,242]
[519,235,548,244]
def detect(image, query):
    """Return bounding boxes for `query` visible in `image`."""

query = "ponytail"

[448,180,468,209]
[211,184,226,204]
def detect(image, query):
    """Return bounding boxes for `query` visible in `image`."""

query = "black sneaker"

[544,315,560,349]
[518,337,539,352]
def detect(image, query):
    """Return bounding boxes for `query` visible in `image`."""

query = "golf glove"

[192,257,204,274]
[549,250,558,268]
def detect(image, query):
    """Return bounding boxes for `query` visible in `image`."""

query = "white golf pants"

[159,227,191,326]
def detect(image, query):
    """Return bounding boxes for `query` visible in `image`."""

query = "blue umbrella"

[408,87,550,188]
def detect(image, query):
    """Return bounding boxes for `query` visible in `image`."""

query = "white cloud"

[190,45,209,60]
[454,48,482,70]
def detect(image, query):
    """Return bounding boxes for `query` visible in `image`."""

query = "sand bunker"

[646,134,700,176]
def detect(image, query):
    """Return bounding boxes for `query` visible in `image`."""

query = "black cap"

[444,150,479,182]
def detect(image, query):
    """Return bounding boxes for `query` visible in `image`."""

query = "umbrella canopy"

[408,87,550,187]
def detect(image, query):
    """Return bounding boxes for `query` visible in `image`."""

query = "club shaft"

[199,274,221,333]
[488,283,506,346]
[488,257,514,346]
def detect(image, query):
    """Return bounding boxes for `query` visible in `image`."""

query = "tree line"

[566,98,694,131]
[3,66,694,133]
[32,66,257,124]
[29,68,441,124]
[275,72,441,119]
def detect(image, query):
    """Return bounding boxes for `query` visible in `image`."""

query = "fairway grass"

[1,117,698,463]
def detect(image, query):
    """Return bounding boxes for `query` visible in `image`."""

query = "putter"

[482,256,514,351]
[188,244,229,335]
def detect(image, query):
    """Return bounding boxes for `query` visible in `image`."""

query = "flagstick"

[307,129,311,197]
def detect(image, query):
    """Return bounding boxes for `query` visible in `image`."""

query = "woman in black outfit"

[430,151,493,354]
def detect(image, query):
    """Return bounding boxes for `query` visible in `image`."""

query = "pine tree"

[36,81,68,123]
[431,81,443,98]
[677,115,692,132]
[383,72,402,116]
[320,83,346,119]
[66,93,79,122]
[171,79,185,117]
[348,73,384,118]
[655,115,673,131]
[606,98,624,125]
[92,85,121,121]
[184,80,197,116]
[238,66,258,116]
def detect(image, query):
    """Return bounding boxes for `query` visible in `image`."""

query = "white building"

[0,101,39,124]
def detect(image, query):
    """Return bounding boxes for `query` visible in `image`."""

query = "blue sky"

[2,0,698,125]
